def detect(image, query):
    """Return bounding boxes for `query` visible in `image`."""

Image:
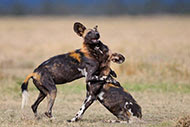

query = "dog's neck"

[80,42,94,59]
[82,40,103,61]
[83,40,110,67]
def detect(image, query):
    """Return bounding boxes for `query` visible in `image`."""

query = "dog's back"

[33,51,83,84]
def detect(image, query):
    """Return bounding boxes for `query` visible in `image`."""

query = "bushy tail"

[21,73,34,109]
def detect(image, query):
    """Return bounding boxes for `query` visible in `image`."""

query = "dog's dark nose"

[95,33,100,39]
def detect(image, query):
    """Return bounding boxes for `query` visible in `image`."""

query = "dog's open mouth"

[92,39,99,43]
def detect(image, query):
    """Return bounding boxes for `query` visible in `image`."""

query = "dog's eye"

[88,31,92,35]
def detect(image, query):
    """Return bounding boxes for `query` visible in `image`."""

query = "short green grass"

[123,82,190,93]
[4,77,190,95]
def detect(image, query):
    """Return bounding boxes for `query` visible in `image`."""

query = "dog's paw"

[34,115,41,120]
[67,119,72,122]
[44,112,52,118]
[67,117,78,122]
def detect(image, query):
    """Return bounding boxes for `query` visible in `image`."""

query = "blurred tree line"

[0,0,190,15]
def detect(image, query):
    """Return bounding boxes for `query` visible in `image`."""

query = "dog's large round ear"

[73,22,86,37]
[111,53,125,64]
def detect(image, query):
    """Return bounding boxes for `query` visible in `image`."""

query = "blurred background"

[0,0,190,90]
[0,1,190,127]
[0,0,190,15]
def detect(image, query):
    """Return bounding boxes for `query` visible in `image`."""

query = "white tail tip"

[21,90,29,109]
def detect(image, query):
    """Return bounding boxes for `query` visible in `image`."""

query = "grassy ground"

[0,16,190,127]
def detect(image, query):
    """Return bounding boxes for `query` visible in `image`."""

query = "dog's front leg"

[85,60,99,82]
[67,92,96,122]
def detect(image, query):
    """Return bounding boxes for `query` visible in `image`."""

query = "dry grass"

[176,115,190,127]
[0,16,190,127]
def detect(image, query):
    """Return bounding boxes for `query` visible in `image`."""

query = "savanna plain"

[0,16,190,127]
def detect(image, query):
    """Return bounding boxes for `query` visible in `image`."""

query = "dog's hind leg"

[36,72,57,119]
[31,92,46,117]
[31,79,48,118]
[67,92,95,122]
[45,86,57,119]
[43,82,57,119]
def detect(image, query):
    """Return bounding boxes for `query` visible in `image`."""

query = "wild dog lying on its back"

[69,53,142,123]
[21,22,118,119]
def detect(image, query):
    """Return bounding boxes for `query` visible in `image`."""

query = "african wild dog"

[97,82,142,123]
[69,53,142,123]
[21,22,119,119]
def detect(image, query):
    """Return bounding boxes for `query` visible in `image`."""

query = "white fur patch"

[98,91,104,100]
[125,102,134,116]
[21,90,29,109]
[125,102,129,106]
[78,68,88,77]
[100,76,107,80]
[94,76,98,79]
[70,117,76,122]
[128,109,133,116]
[95,46,103,54]
[73,95,92,121]
[86,95,92,102]
[77,104,85,116]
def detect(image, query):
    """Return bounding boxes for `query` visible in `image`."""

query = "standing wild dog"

[69,53,142,123]
[21,22,119,119]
